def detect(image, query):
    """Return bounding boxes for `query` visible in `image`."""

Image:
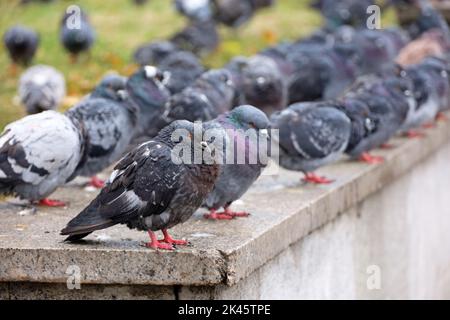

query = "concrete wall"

[180,141,450,299]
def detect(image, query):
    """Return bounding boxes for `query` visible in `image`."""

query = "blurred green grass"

[0,0,397,131]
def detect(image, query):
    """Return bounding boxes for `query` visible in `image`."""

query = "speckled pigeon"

[126,66,172,138]
[170,20,220,56]
[3,25,39,68]
[133,40,179,66]
[0,111,86,207]
[66,74,139,189]
[270,101,351,184]
[18,65,66,115]
[60,7,95,61]
[61,120,220,250]
[158,51,205,94]
[162,69,235,126]
[202,105,270,220]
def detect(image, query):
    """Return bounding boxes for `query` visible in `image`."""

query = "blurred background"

[0,0,398,130]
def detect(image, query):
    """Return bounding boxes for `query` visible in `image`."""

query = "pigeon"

[270,101,352,184]
[174,0,213,22]
[418,57,450,115]
[0,111,86,207]
[336,27,409,74]
[132,40,179,66]
[311,0,376,30]
[342,72,414,157]
[227,55,287,115]
[18,65,66,115]
[202,105,270,220]
[158,51,205,94]
[212,0,274,28]
[397,0,450,39]
[60,8,95,62]
[286,42,361,103]
[3,25,39,68]
[396,29,450,66]
[126,66,172,138]
[65,75,139,189]
[400,60,443,136]
[162,69,235,125]
[170,20,220,56]
[61,120,220,250]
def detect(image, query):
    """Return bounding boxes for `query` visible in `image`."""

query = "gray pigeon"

[202,105,270,220]
[158,51,205,94]
[66,75,139,188]
[132,40,179,66]
[400,60,443,136]
[170,20,220,56]
[235,55,288,115]
[270,101,351,184]
[0,111,86,207]
[60,7,95,62]
[18,65,66,115]
[126,66,172,138]
[3,25,39,68]
[61,120,219,250]
[162,69,235,125]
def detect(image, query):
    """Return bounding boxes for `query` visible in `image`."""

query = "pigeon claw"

[89,176,105,189]
[160,229,188,246]
[204,210,234,220]
[359,152,384,165]
[145,231,174,250]
[406,130,426,139]
[380,143,395,150]
[38,198,67,207]
[422,122,436,129]
[303,172,334,184]
[436,112,448,122]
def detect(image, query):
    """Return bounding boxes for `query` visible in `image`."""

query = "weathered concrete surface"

[180,139,450,299]
[0,115,450,298]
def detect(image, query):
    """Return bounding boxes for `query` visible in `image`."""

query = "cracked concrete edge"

[0,247,227,286]
[220,121,450,286]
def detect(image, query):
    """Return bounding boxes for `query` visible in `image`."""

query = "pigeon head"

[133,40,178,66]
[225,105,270,131]
[157,120,214,164]
[126,66,171,109]
[91,74,127,100]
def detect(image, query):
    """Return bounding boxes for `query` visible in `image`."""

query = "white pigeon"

[0,111,86,207]
[18,65,66,114]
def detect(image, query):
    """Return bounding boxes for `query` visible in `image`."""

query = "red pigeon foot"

[204,210,234,220]
[406,130,425,139]
[422,122,436,129]
[436,112,448,122]
[89,176,105,189]
[218,207,250,218]
[380,143,395,149]
[145,231,174,250]
[359,152,384,164]
[160,229,188,246]
[38,198,67,207]
[303,172,334,184]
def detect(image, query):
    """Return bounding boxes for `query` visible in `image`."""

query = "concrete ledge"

[1,113,450,289]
